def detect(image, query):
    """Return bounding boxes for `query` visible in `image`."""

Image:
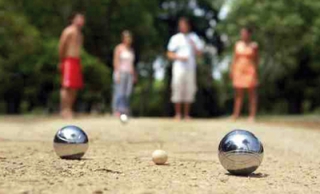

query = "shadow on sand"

[225,172,269,178]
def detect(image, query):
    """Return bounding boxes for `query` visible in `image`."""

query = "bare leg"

[184,103,191,120]
[60,88,68,118]
[60,88,77,119]
[174,103,182,120]
[70,89,77,110]
[232,88,244,120]
[248,87,258,122]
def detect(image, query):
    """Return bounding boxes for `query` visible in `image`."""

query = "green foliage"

[0,0,114,114]
[219,0,320,114]
[26,39,111,112]
[78,50,111,111]
[0,10,41,113]
[131,80,167,117]
[1,0,318,116]
[8,0,74,37]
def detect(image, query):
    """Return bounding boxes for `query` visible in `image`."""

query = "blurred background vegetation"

[0,0,319,116]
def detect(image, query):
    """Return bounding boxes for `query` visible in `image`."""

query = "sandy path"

[0,117,319,194]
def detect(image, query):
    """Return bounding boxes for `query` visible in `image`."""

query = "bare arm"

[58,29,71,61]
[189,35,203,57]
[190,40,203,57]
[113,46,121,72]
[230,44,238,79]
[167,51,188,62]
[254,43,259,69]
[195,48,203,57]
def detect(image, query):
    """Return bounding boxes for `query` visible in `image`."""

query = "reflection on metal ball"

[218,129,264,175]
[53,125,89,160]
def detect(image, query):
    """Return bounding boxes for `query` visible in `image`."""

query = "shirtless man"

[58,13,85,119]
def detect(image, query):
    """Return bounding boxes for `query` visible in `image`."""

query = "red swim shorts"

[60,57,84,89]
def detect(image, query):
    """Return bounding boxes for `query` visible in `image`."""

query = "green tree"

[0,0,112,114]
[0,8,40,113]
[220,0,320,114]
[0,0,226,116]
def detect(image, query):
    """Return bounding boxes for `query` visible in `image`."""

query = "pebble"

[219,177,229,183]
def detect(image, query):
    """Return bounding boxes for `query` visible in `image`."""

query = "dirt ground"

[0,116,319,194]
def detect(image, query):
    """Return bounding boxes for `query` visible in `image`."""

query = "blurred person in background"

[230,27,259,122]
[113,30,136,117]
[167,17,204,120]
[58,12,85,119]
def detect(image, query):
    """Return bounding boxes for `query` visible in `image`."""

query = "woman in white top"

[113,30,136,116]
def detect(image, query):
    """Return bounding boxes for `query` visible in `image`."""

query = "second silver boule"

[53,125,89,160]
[218,129,264,176]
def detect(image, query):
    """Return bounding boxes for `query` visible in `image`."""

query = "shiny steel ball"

[53,125,89,160]
[120,114,129,124]
[218,129,264,175]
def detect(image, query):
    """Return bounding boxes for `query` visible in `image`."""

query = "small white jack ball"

[152,150,168,165]
[120,114,129,124]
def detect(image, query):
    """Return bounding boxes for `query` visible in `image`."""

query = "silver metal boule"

[53,125,89,159]
[120,114,129,124]
[218,129,264,176]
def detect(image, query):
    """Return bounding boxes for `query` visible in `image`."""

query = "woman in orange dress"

[230,27,259,122]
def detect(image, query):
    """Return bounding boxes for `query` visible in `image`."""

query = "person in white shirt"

[167,17,204,120]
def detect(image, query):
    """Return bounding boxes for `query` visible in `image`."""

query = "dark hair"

[179,17,191,26]
[69,11,85,22]
[242,26,253,34]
